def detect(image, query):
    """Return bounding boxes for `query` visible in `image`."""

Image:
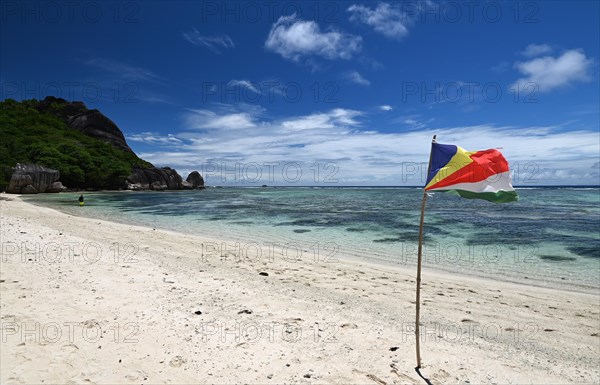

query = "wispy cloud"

[85,58,162,82]
[183,29,235,54]
[186,109,258,130]
[512,49,593,92]
[345,70,370,86]
[227,79,260,94]
[392,115,434,130]
[82,58,171,104]
[184,103,265,131]
[379,105,393,111]
[347,2,413,39]
[403,118,427,130]
[135,93,175,105]
[127,132,183,145]
[265,14,362,62]
[521,43,553,57]
[280,108,362,131]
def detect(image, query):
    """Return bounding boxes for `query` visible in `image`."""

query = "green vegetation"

[0,99,151,190]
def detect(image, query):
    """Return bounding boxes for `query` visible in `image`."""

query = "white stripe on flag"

[427,171,515,193]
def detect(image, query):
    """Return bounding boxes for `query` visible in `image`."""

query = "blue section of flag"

[425,143,457,186]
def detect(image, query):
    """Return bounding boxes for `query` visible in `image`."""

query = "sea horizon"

[52,184,600,190]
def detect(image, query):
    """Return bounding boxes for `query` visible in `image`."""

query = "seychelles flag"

[424,142,518,203]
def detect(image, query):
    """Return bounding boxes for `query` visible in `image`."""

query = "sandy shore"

[1,195,598,384]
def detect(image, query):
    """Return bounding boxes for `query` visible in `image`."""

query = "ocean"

[25,187,600,293]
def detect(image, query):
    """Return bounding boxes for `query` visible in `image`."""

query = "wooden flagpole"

[415,135,436,368]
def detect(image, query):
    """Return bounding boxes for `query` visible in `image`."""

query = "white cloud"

[348,2,411,39]
[228,80,260,94]
[400,117,430,130]
[379,105,393,111]
[345,70,370,86]
[265,14,362,61]
[521,43,553,57]
[137,104,600,185]
[127,132,182,145]
[185,109,257,130]
[512,49,593,92]
[183,30,234,54]
[281,108,362,131]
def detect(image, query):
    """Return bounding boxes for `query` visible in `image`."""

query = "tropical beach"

[1,194,599,383]
[2,1,600,384]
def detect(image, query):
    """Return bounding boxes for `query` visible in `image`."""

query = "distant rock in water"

[47,181,67,193]
[125,168,206,191]
[7,163,62,194]
[185,171,205,189]
[125,167,184,191]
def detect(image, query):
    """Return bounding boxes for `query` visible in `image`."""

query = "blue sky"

[1,0,599,185]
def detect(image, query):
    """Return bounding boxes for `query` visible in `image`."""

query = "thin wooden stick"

[415,135,436,368]
[415,191,428,368]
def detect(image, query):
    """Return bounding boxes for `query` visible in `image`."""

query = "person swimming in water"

[78,194,84,207]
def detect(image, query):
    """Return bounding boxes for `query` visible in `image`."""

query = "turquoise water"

[25,187,600,292]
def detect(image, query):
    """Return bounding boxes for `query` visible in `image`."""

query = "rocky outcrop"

[185,171,205,189]
[47,181,67,193]
[6,163,62,194]
[65,110,133,153]
[125,167,184,191]
[21,185,38,194]
[34,96,134,154]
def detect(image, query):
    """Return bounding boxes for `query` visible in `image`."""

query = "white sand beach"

[1,195,599,384]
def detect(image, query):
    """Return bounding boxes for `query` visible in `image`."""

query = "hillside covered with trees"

[0,98,152,191]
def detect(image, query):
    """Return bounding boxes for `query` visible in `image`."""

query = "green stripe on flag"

[442,189,518,203]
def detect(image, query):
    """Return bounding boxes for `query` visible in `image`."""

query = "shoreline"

[21,192,600,296]
[2,196,599,383]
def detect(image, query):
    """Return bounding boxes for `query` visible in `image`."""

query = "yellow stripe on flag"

[425,146,476,189]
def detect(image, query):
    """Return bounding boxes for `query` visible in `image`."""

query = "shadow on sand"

[415,367,433,385]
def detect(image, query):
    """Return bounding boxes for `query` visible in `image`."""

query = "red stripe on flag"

[425,149,510,190]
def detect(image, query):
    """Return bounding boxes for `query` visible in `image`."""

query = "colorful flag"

[424,142,518,203]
